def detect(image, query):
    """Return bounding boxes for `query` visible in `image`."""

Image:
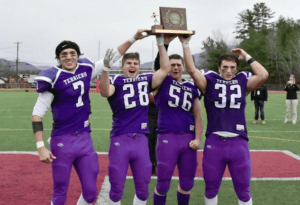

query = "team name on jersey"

[63,72,88,85]
[123,76,148,83]
[172,80,192,92]
[216,79,238,85]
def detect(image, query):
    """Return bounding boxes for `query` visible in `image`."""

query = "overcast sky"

[1,0,300,67]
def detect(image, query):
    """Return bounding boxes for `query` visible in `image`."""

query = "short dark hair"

[169,54,184,65]
[55,40,83,60]
[122,52,140,66]
[218,54,239,67]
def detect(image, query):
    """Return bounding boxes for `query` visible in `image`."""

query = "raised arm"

[231,48,269,93]
[152,34,171,89]
[100,29,150,97]
[118,29,150,55]
[179,36,207,94]
[153,35,176,71]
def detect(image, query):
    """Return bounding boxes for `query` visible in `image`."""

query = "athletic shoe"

[252,120,258,124]
[262,121,266,124]
[284,119,288,123]
[292,120,296,124]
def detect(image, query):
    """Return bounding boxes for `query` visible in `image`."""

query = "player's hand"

[37,147,56,164]
[251,101,254,104]
[179,35,191,43]
[103,48,118,71]
[149,92,155,103]
[164,34,177,45]
[231,48,247,61]
[134,29,150,40]
[189,139,200,150]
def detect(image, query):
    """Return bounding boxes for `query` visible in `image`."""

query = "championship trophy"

[150,7,195,35]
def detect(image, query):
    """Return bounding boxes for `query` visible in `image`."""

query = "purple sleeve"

[78,58,94,67]
[34,67,58,93]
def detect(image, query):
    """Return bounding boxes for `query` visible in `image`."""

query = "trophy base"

[149,25,195,35]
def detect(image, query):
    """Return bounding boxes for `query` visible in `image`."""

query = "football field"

[0,90,300,204]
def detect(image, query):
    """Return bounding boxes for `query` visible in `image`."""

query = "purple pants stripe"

[108,133,152,202]
[156,133,198,195]
[203,134,251,202]
[50,132,99,205]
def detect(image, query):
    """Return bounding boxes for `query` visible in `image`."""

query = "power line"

[0,46,15,50]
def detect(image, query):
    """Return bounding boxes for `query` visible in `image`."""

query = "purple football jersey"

[202,70,252,139]
[155,75,202,134]
[108,73,153,137]
[34,58,94,136]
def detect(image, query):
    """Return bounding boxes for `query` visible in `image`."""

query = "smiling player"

[180,35,269,205]
[100,33,171,205]
[31,30,146,205]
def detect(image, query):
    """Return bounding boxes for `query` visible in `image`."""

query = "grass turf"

[0,90,300,204]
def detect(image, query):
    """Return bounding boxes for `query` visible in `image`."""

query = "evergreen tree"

[235,3,274,39]
[200,36,230,71]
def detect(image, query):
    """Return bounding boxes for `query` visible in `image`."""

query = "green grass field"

[0,90,299,204]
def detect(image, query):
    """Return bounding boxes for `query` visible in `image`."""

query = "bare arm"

[100,29,150,97]
[179,36,207,94]
[32,96,56,163]
[231,48,269,93]
[99,71,115,97]
[117,29,150,55]
[152,35,171,89]
[189,98,203,150]
[154,35,177,71]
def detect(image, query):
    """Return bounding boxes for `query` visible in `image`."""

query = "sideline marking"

[0,128,112,131]
[249,136,300,143]
[124,176,300,181]
[96,176,110,205]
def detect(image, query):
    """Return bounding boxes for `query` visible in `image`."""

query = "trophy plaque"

[150,7,195,35]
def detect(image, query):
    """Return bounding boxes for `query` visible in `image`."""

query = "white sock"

[76,194,91,205]
[133,194,147,205]
[239,198,253,205]
[205,195,218,205]
[108,197,121,205]
[51,202,54,205]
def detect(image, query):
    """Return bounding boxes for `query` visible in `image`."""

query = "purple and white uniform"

[202,70,253,202]
[34,58,99,205]
[107,74,153,202]
[154,75,202,195]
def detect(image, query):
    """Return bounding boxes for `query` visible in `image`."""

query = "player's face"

[121,58,140,78]
[219,60,237,81]
[59,48,78,71]
[169,59,184,81]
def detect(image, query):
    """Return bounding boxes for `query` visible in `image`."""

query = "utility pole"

[14,42,22,78]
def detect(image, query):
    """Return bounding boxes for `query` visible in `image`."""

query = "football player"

[152,35,203,205]
[180,36,269,205]
[31,29,147,205]
[99,33,171,205]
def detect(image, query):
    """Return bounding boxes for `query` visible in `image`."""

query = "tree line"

[199,2,300,84]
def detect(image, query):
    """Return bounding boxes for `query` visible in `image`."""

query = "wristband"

[245,54,252,61]
[129,36,137,44]
[156,34,164,46]
[247,58,256,64]
[32,121,43,134]
[36,141,45,149]
[182,42,189,48]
